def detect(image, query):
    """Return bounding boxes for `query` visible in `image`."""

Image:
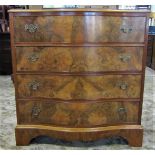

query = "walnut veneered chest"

[9,9,149,146]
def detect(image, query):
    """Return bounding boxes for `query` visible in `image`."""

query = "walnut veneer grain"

[9,9,149,146]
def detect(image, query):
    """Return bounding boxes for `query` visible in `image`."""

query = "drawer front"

[16,47,143,72]
[14,16,145,43]
[17,100,139,127]
[16,75,141,99]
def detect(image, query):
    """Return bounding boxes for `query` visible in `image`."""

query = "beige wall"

[28,5,117,9]
[29,5,42,10]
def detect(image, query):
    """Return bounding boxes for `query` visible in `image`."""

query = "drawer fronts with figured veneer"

[14,16,145,43]
[9,9,148,146]
[16,75,141,99]
[16,47,143,72]
[17,100,139,127]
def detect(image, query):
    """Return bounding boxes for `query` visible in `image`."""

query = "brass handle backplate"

[119,54,131,62]
[120,27,132,33]
[118,107,126,113]
[31,105,41,118]
[28,53,39,62]
[117,107,127,121]
[25,24,38,33]
[28,80,40,91]
[116,81,128,90]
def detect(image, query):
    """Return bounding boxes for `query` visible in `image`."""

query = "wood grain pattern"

[9,9,149,146]
[17,100,139,127]
[15,124,143,147]
[14,16,146,43]
[16,75,141,99]
[16,47,143,72]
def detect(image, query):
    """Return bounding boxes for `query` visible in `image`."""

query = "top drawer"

[14,16,146,43]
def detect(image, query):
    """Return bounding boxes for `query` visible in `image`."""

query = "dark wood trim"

[11,11,149,17]
[9,12,20,124]
[14,42,145,47]
[9,13,16,84]
[138,15,149,124]
[15,71,142,75]
[9,13,17,92]
[15,124,143,147]
[16,98,140,102]
[17,122,139,129]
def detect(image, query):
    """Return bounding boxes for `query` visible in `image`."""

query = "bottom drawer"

[17,100,139,127]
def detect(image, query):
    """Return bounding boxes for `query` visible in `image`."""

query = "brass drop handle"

[28,53,39,62]
[119,54,131,62]
[117,107,127,121]
[116,82,128,90]
[118,107,126,113]
[28,80,40,91]
[25,24,38,33]
[120,27,132,33]
[31,105,41,118]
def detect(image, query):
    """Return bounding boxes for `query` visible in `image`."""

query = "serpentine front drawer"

[16,46,143,72]
[16,74,141,99]
[17,100,139,127]
[14,16,146,43]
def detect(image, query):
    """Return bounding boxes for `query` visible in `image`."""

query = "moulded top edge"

[8,9,150,13]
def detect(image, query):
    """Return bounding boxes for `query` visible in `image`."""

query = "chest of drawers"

[9,9,149,146]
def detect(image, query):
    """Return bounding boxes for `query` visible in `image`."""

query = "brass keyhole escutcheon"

[28,80,40,91]
[119,54,131,62]
[31,105,41,118]
[28,53,39,63]
[116,81,128,90]
[25,24,38,33]
[120,27,132,33]
[117,107,127,121]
